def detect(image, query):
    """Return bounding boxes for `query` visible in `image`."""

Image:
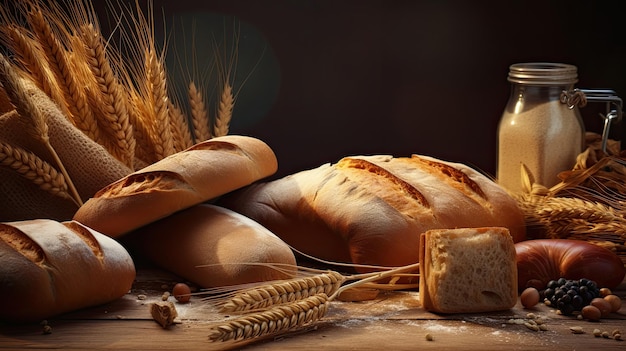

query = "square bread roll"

[419,227,518,313]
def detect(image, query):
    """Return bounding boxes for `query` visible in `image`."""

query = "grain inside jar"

[496,62,585,194]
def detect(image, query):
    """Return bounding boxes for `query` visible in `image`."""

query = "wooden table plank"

[1,268,625,350]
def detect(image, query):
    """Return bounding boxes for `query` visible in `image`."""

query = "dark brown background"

[99,1,626,178]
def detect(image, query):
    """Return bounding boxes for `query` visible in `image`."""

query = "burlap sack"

[0,80,133,221]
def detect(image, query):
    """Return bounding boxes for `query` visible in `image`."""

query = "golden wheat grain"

[127,93,159,166]
[0,141,75,203]
[167,100,194,151]
[0,54,49,143]
[188,80,211,142]
[218,271,345,314]
[27,8,100,143]
[214,81,233,137]
[537,197,624,223]
[208,293,330,343]
[145,48,175,159]
[79,23,135,168]
[2,25,67,110]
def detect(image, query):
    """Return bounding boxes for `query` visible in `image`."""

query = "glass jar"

[496,62,585,193]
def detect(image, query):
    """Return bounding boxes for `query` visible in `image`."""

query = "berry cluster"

[542,278,600,315]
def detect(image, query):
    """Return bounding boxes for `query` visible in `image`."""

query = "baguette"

[73,135,278,238]
[419,227,518,313]
[122,204,297,288]
[0,219,135,323]
[219,154,526,272]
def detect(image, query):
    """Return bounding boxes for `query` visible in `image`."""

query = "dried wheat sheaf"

[515,132,626,265]
[0,0,240,218]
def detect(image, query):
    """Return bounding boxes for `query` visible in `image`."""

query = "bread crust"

[0,219,135,323]
[73,135,278,238]
[122,204,297,288]
[219,154,526,271]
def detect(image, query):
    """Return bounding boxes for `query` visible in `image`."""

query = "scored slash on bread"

[218,154,526,272]
[419,227,518,314]
[73,135,278,238]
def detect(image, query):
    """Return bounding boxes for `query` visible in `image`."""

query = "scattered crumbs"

[570,326,584,334]
[425,333,434,341]
[161,291,171,301]
[137,294,147,300]
[42,325,52,335]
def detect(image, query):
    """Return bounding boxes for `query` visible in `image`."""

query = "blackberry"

[541,278,600,315]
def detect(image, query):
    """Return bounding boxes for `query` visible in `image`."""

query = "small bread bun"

[419,227,518,314]
[0,219,135,323]
[73,135,278,238]
[122,204,297,288]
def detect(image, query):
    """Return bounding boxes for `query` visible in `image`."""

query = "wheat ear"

[78,23,135,169]
[145,48,175,159]
[188,81,211,142]
[2,25,66,110]
[208,293,330,343]
[0,141,75,204]
[207,262,420,345]
[536,197,626,238]
[27,8,100,144]
[213,81,233,137]
[217,271,346,314]
[168,100,194,152]
[0,54,82,207]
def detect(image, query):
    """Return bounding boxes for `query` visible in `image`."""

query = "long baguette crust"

[219,154,526,272]
[0,219,135,323]
[122,204,297,288]
[73,135,278,238]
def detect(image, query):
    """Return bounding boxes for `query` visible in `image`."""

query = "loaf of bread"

[73,135,278,238]
[0,219,135,323]
[122,204,297,288]
[218,154,526,271]
[419,227,518,313]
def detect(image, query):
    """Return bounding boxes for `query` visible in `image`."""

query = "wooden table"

[1,268,625,350]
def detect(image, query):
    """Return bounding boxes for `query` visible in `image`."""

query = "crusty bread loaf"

[122,204,297,288]
[0,219,135,323]
[73,135,278,238]
[218,154,526,272]
[419,227,518,313]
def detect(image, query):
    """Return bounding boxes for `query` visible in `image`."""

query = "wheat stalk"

[207,262,420,345]
[216,271,346,314]
[27,8,100,144]
[188,80,211,142]
[213,80,233,137]
[145,48,175,159]
[208,293,330,343]
[0,141,75,204]
[1,25,67,111]
[78,23,135,169]
[167,100,194,151]
[0,55,83,207]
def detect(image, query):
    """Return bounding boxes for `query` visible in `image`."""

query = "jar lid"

[508,62,578,85]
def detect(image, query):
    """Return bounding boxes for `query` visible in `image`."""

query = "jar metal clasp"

[560,88,623,154]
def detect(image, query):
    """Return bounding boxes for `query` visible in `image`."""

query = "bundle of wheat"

[200,263,420,349]
[515,132,626,266]
[0,0,236,221]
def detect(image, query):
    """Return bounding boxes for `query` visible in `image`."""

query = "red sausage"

[515,239,625,291]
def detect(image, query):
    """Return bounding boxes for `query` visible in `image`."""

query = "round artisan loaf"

[73,135,278,238]
[219,154,526,272]
[0,219,135,323]
[122,204,297,288]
